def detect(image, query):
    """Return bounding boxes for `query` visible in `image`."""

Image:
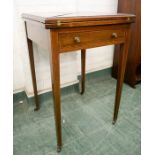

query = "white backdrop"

[13,0,118,97]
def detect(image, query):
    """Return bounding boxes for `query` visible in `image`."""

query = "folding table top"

[22,12,135,28]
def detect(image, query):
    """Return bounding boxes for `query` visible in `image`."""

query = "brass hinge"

[57,20,61,26]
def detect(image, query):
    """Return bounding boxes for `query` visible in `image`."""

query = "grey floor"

[14,73,141,155]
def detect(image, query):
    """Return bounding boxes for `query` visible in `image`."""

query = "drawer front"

[59,29,126,52]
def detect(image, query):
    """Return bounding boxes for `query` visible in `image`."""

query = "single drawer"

[59,29,126,52]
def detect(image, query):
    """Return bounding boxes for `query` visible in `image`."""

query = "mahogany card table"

[22,12,135,152]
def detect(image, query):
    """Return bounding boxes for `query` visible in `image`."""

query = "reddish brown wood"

[59,27,126,52]
[80,49,86,95]
[113,29,131,124]
[23,12,135,152]
[49,30,62,152]
[112,0,141,87]
[22,12,135,28]
[25,21,40,111]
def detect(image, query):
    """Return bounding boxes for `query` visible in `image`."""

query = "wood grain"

[80,49,86,95]
[26,36,40,110]
[113,29,131,124]
[59,27,126,52]
[22,12,135,28]
[49,30,62,152]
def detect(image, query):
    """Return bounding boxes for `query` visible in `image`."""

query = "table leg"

[112,40,130,124]
[27,38,40,111]
[80,49,86,95]
[50,31,62,152]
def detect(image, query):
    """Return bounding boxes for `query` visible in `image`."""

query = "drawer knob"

[111,33,118,38]
[74,36,81,43]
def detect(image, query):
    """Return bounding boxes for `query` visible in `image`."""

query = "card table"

[22,12,135,152]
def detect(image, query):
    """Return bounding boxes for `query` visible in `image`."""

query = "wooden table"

[22,12,135,152]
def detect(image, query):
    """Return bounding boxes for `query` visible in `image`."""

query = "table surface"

[22,12,135,24]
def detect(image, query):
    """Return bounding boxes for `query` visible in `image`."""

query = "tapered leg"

[49,30,62,152]
[80,49,86,95]
[113,41,130,124]
[27,38,40,111]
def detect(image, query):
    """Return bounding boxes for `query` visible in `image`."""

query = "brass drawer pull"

[111,33,118,38]
[74,36,80,43]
